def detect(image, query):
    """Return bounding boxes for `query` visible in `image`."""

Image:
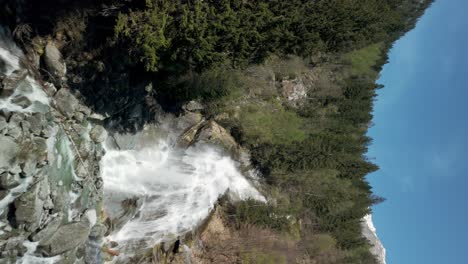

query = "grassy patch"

[239,102,306,145]
[315,234,337,252]
[343,43,383,78]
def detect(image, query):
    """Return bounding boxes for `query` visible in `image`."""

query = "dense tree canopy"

[114,0,425,74]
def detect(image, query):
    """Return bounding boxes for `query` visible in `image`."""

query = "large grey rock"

[53,88,79,118]
[8,112,25,126]
[20,119,31,136]
[44,41,66,81]
[14,180,44,232]
[11,95,32,109]
[1,69,27,98]
[41,125,55,138]
[197,120,239,152]
[75,160,89,179]
[28,137,48,164]
[90,125,107,143]
[0,116,7,132]
[6,124,22,140]
[9,164,21,174]
[6,113,23,140]
[0,172,20,189]
[77,104,92,116]
[38,221,91,256]
[0,136,19,169]
[177,119,205,148]
[178,120,243,159]
[25,113,45,135]
[74,111,85,123]
[78,139,93,159]
[20,159,37,178]
[89,223,107,238]
[31,214,62,242]
[0,236,28,258]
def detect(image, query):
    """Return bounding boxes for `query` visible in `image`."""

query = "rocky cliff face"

[1,33,106,263]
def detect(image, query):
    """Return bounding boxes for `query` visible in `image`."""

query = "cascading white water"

[0,31,49,215]
[102,126,264,260]
[0,45,20,75]
[0,29,59,264]
[0,28,22,75]
[0,32,49,113]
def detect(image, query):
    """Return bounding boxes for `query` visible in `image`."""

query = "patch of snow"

[362,214,387,264]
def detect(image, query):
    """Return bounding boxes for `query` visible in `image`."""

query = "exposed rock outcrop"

[43,41,66,84]
[177,119,258,177]
[280,77,307,105]
[38,220,91,256]
[90,125,108,143]
[178,120,241,157]
[1,69,27,98]
[53,87,79,118]
[0,40,106,262]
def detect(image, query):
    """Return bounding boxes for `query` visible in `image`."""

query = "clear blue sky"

[367,1,468,264]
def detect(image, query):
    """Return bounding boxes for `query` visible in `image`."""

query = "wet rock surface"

[1,69,27,98]
[0,136,19,168]
[53,87,79,118]
[0,44,106,262]
[90,124,108,143]
[38,220,91,256]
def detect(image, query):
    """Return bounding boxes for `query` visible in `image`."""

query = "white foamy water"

[16,242,61,264]
[0,32,51,214]
[102,126,264,259]
[0,75,50,113]
[0,33,49,113]
[0,45,21,75]
[0,30,57,263]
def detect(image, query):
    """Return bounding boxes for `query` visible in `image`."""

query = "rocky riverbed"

[1,35,106,262]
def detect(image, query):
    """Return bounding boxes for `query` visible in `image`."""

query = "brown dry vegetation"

[171,206,348,264]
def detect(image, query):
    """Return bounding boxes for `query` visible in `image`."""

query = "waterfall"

[102,125,264,261]
[0,27,61,264]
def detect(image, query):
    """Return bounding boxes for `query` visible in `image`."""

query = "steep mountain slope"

[0,1,433,263]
